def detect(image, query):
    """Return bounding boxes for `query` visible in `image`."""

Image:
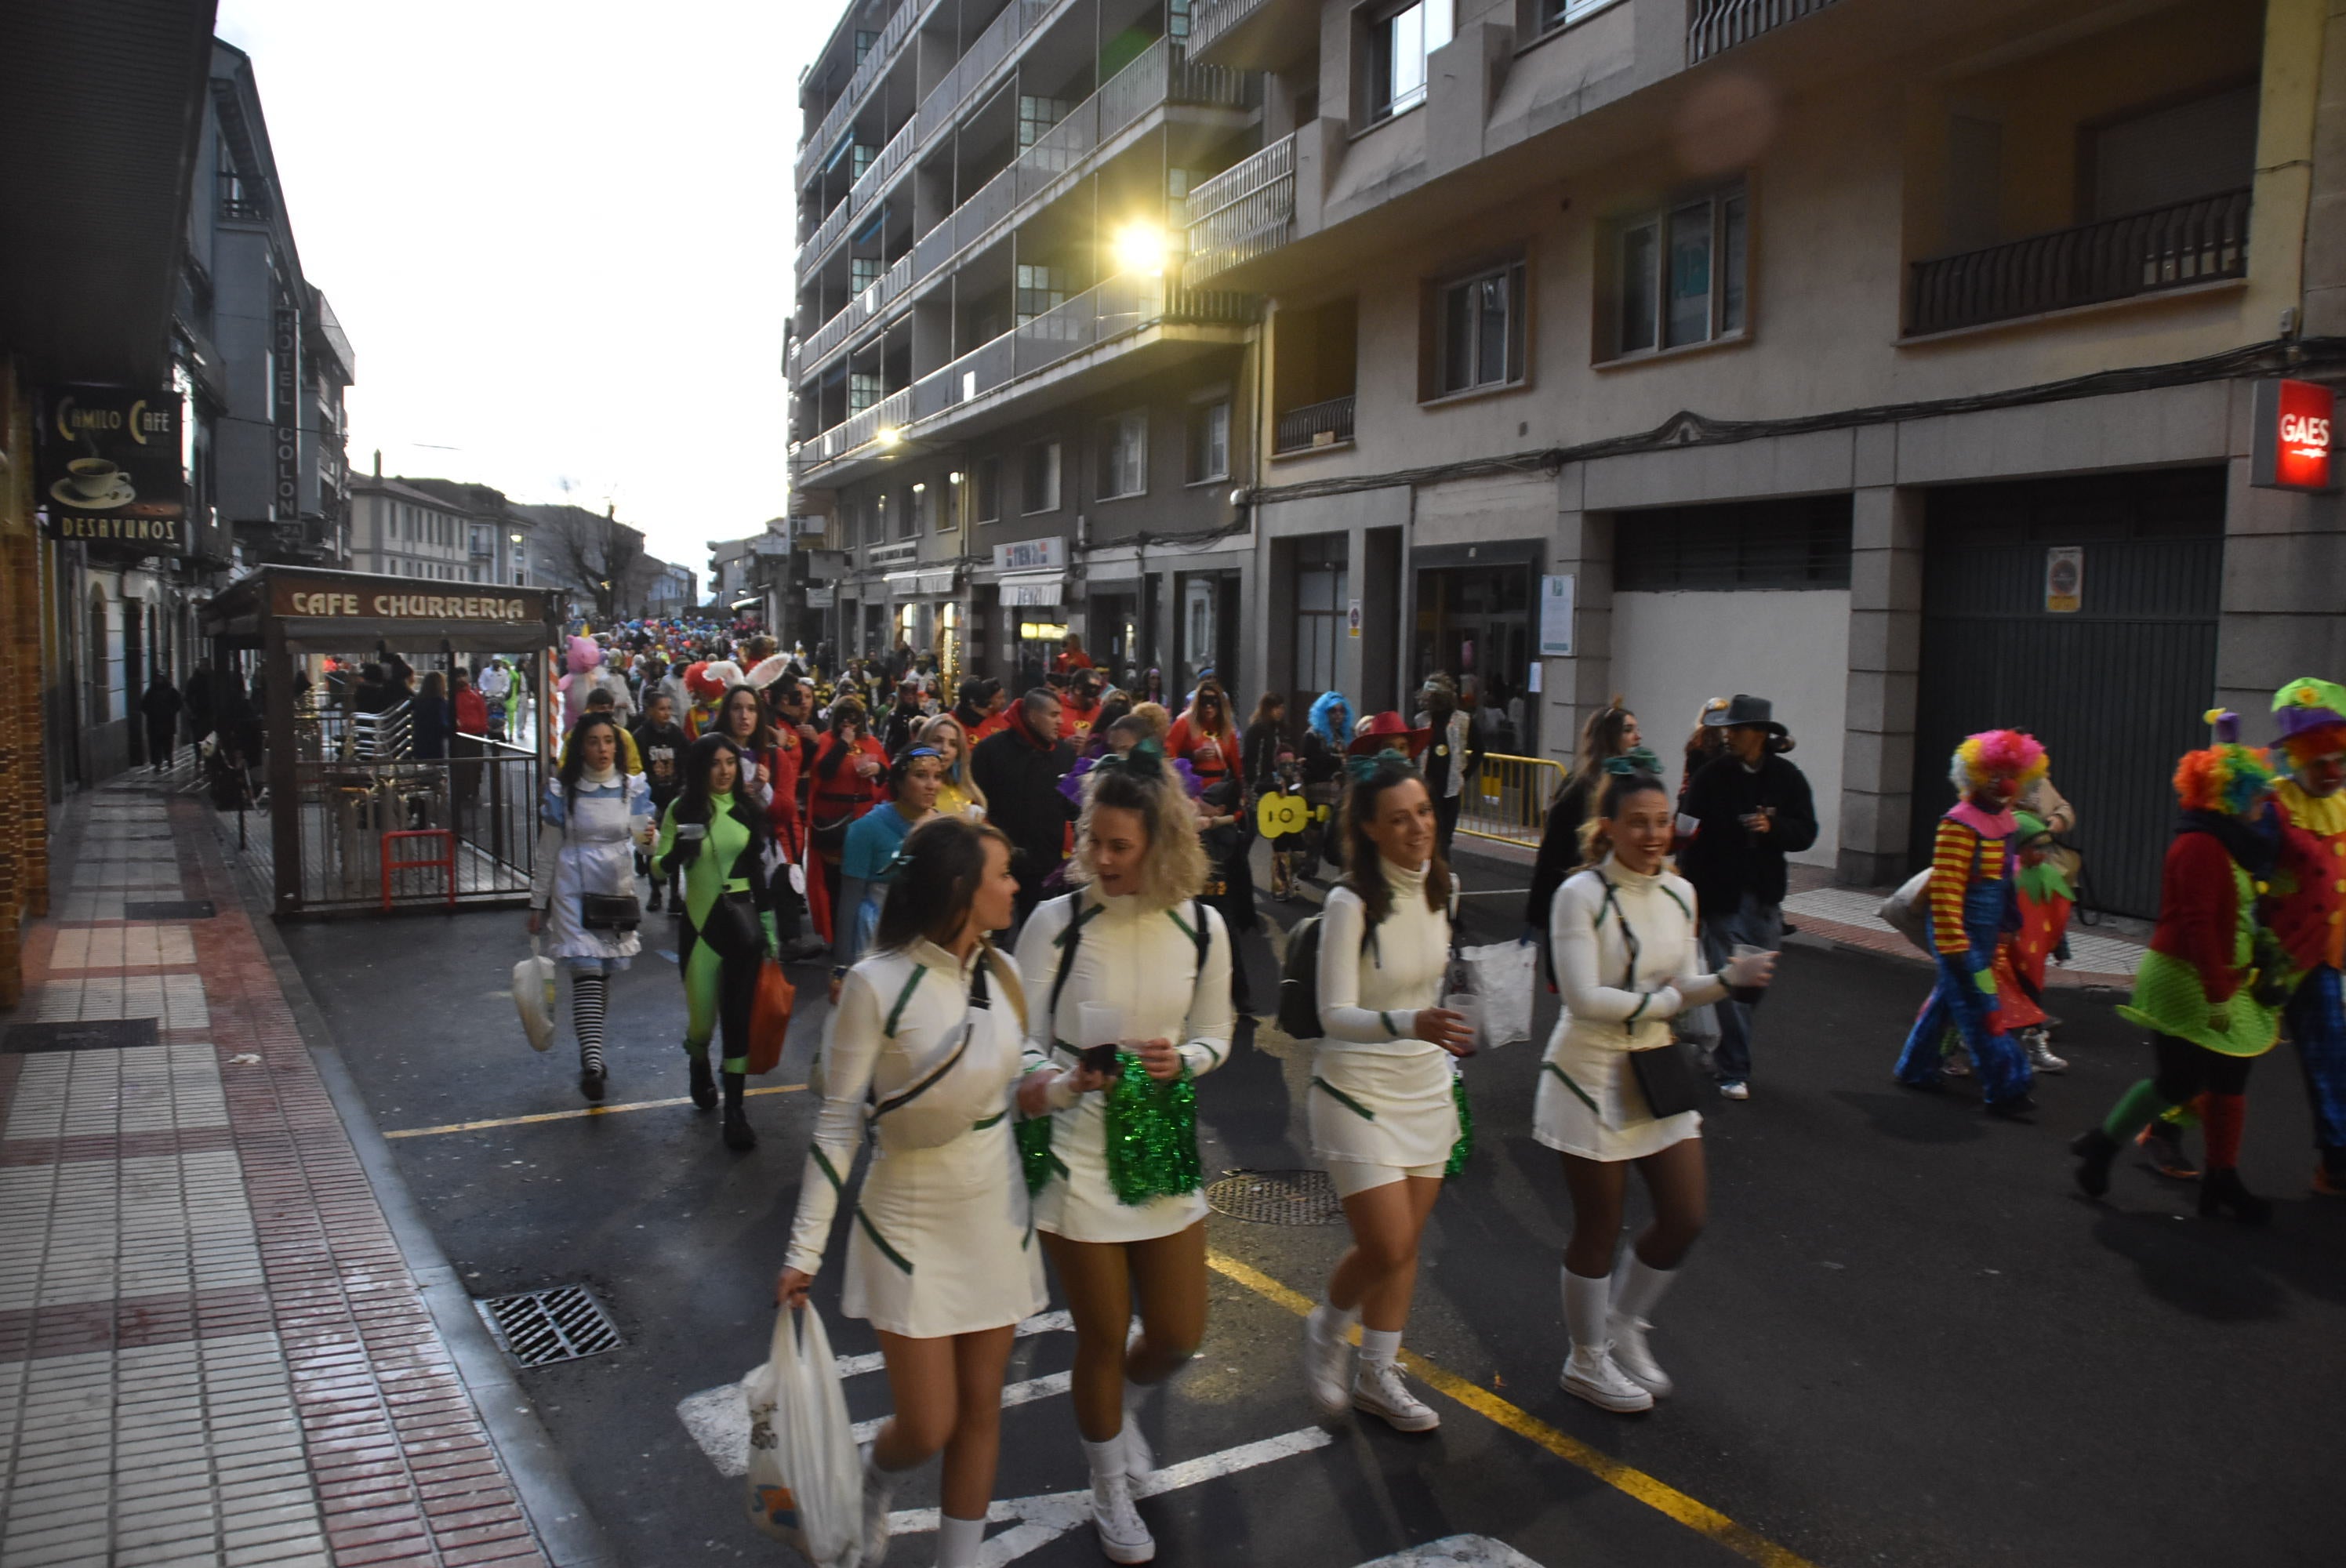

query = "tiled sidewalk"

[1,782,554,1568]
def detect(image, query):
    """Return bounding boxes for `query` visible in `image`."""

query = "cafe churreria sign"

[270,576,540,622]
[36,384,189,552]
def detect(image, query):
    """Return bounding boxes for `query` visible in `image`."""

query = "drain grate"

[1206,1169,1345,1226]
[476,1284,623,1367]
[3,1018,161,1054]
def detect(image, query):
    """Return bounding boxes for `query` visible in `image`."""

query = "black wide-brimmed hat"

[1701,693,1787,736]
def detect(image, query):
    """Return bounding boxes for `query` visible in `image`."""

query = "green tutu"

[2115,948,2279,1058]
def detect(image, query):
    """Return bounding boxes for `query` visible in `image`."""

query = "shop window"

[1535,0,1623,34]
[1187,401,1230,484]
[1097,411,1147,501]
[1607,183,1748,360]
[1614,495,1853,591]
[1431,258,1527,397]
[1022,441,1062,514]
[1363,0,1451,125]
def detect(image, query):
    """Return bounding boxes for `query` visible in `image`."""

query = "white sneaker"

[1717,1079,1750,1101]
[1089,1472,1156,1564]
[2024,1029,2068,1073]
[1299,1315,1353,1418]
[856,1444,894,1568]
[1351,1360,1440,1432]
[1120,1417,1156,1486]
[1607,1313,1672,1399]
[1560,1345,1655,1413]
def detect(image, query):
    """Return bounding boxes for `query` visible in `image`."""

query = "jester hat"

[1948,729,2048,796]
[2272,676,2346,765]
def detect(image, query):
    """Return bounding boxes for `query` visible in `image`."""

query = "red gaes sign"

[2252,378,2338,492]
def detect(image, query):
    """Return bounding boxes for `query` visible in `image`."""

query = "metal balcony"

[1184,132,1293,282]
[1273,394,1353,454]
[1189,0,1267,57]
[796,0,921,188]
[1687,0,1843,64]
[1907,187,2250,337]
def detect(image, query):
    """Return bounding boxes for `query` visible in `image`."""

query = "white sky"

[215,0,819,593]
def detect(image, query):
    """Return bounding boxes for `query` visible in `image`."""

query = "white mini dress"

[1309,862,1461,1178]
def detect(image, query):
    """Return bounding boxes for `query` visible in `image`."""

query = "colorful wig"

[1948,729,2049,796]
[2173,742,2278,818]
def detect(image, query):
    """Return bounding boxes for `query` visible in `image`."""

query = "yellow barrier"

[1458,752,1566,848]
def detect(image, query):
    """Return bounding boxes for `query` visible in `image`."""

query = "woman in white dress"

[1298,757,1476,1433]
[525,713,654,1102]
[1015,744,1233,1564]
[778,818,1044,1568]
[1538,761,1776,1413]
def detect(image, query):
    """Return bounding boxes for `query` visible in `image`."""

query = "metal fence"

[1186,132,1295,281]
[271,744,540,913]
[1458,753,1567,848]
[1275,394,1354,453]
[1687,0,1842,64]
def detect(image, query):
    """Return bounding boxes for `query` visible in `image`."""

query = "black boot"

[722,1071,757,1151]
[647,885,663,913]
[2198,1166,2272,1226]
[688,1051,717,1111]
[2072,1127,2118,1197]
[579,1060,606,1102]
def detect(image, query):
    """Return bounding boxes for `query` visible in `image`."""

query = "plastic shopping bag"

[511,938,557,1053]
[744,1304,861,1567]
[1458,940,1536,1047]
[1878,867,1933,956]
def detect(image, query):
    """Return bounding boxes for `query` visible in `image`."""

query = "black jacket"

[970,720,1076,887]
[1525,774,1598,932]
[1676,751,1819,915]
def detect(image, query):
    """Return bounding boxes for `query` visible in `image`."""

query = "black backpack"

[1276,914,1376,1040]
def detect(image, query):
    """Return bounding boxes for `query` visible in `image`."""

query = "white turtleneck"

[1550,852,1726,1045]
[1316,858,1451,1054]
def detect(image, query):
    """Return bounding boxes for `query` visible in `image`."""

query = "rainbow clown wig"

[1948,729,2049,797]
[2174,715,2278,818]
[2272,677,2346,768]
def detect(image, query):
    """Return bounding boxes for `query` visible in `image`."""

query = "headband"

[1343,750,1417,785]
[1602,746,1665,778]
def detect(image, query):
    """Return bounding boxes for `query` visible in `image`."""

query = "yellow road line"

[1204,1250,1818,1568]
[383,1084,808,1138]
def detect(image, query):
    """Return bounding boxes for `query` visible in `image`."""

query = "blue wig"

[1307,690,1350,749]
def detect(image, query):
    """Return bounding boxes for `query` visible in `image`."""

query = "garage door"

[1909,470,2225,919]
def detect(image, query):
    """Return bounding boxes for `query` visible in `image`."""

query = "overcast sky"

[216,0,817,593]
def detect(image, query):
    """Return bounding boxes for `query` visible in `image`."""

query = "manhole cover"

[1206,1169,1344,1226]
[3,1018,161,1054]
[124,899,215,920]
[477,1284,622,1368]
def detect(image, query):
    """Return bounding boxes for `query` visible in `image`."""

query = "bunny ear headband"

[1602,746,1664,777]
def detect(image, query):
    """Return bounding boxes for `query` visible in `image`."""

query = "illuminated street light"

[1112,222,1168,277]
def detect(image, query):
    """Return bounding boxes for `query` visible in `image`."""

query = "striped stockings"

[573,972,609,1080]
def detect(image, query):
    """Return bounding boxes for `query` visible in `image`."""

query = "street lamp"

[1112,222,1169,277]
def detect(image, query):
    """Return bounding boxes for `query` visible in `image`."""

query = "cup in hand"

[1726,942,1773,1004]
[1442,993,1483,1054]
[1077,1001,1123,1051]
[675,821,707,842]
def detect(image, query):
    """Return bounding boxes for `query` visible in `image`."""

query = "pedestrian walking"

[1298,756,1474,1434]
[1014,745,1232,1563]
[831,746,946,985]
[452,670,488,802]
[478,656,514,740]
[971,687,1078,927]
[1675,695,1817,1100]
[412,672,454,762]
[140,669,182,772]
[810,697,888,924]
[2072,720,2285,1222]
[777,818,1044,1568]
[528,713,656,1104]
[1415,676,1478,862]
[917,713,987,818]
[1538,759,1776,1413]
[1526,699,1639,967]
[1242,692,1288,794]
[630,689,689,912]
[880,679,927,758]
[655,734,783,1151]
[1891,729,2046,1119]
[1164,682,1239,793]
[2263,678,2346,1195]
[182,659,216,747]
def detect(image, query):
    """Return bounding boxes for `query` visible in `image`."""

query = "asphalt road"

[280,844,2346,1568]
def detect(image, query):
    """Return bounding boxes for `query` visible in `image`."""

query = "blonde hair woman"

[916,711,987,818]
[1014,743,1232,1564]
[1129,702,1173,744]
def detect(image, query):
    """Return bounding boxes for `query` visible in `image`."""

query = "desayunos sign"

[37,385,188,552]
[2252,378,2338,492]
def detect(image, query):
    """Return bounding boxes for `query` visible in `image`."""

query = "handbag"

[581,892,641,931]
[511,938,556,1053]
[747,960,796,1076]
[1628,1040,1704,1120]
[701,890,765,960]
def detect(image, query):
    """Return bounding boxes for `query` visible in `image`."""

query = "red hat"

[1346,711,1432,759]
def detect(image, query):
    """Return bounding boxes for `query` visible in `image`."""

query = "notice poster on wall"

[1347,599,1361,637]
[1539,574,1574,656]
[2044,546,2083,614]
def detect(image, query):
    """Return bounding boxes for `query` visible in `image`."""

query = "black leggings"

[2152,1033,2253,1101]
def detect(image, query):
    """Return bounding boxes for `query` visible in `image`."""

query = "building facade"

[1161,0,2346,916]
[786,0,1266,697]
[347,472,509,583]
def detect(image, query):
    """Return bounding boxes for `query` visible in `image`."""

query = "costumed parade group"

[519,615,2346,1567]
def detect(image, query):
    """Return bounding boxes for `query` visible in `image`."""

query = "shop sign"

[804,586,836,608]
[272,303,300,519]
[2251,378,2337,492]
[1539,574,1574,657]
[2043,546,2083,614]
[271,574,541,622]
[36,384,188,553]
[991,535,1066,572]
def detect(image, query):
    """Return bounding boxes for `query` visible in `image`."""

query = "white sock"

[1611,1253,1677,1326]
[1082,1434,1126,1485]
[1562,1266,1614,1354]
[936,1513,986,1568]
[1309,1298,1358,1341]
[1357,1327,1402,1370]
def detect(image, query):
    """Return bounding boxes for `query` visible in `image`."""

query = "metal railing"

[1908,187,2251,337]
[264,744,540,912]
[1274,394,1354,453]
[1458,753,1567,848]
[1688,0,1842,62]
[797,0,921,187]
[848,117,919,214]
[1188,0,1267,57]
[1186,132,1295,281]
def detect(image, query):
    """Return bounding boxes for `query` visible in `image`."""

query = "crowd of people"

[513,612,2346,1568]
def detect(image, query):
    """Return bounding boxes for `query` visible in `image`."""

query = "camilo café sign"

[36,384,189,552]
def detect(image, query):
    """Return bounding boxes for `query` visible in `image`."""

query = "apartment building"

[347,471,518,584]
[786,0,1266,697]
[1169,0,2345,916]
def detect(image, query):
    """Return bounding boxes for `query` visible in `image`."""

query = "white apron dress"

[531,769,653,973]
[1013,891,1234,1243]
[1309,862,1460,1178]
[786,940,1048,1338]
[1534,855,1728,1161]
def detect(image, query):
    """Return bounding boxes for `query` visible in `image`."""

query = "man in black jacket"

[1676,694,1816,1100]
[970,686,1077,927]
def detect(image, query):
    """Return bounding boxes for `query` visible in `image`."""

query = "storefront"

[1411,539,1542,756]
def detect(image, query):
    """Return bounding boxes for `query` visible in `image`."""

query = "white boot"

[1607,1254,1678,1399]
[1083,1435,1155,1563]
[1559,1266,1652,1413]
[855,1443,897,1568]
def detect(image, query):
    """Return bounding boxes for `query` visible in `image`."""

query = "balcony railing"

[797,0,921,187]
[848,118,919,213]
[1907,187,2251,337]
[1274,394,1354,453]
[1185,132,1294,281]
[795,39,1259,381]
[1189,0,1267,57]
[1688,0,1841,64]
